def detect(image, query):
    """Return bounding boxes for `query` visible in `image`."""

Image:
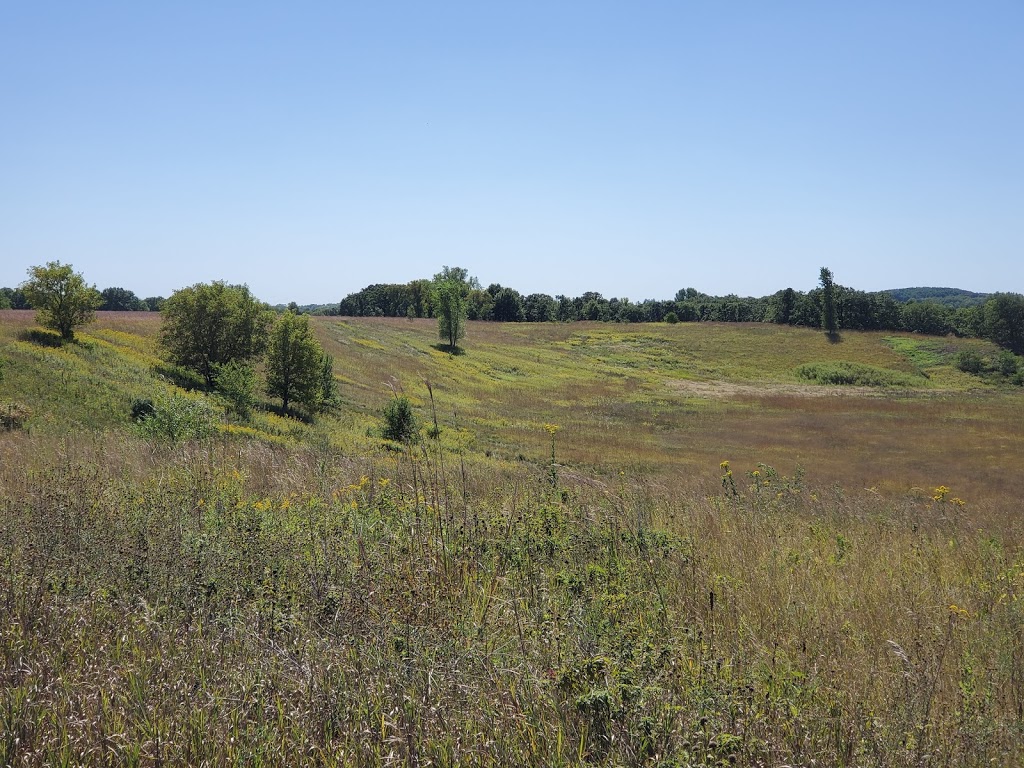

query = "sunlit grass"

[2,308,1024,764]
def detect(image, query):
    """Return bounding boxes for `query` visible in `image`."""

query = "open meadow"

[1,309,1023,766]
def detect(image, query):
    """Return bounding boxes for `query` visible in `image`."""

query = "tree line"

[5,262,1023,359]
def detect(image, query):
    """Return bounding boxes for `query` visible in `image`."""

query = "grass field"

[1,309,1023,766]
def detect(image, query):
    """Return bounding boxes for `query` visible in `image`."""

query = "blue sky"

[2,2,1021,304]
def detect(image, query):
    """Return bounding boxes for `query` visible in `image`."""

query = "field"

[1,309,1023,766]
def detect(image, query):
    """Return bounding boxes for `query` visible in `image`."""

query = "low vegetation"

[1,309,1023,766]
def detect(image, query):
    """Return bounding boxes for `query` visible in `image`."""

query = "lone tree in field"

[160,281,273,388]
[819,267,838,337]
[265,310,333,416]
[21,261,103,341]
[432,266,474,351]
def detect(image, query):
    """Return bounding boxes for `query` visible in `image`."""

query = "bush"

[130,397,156,422]
[996,350,1020,378]
[137,392,216,441]
[381,396,418,443]
[795,361,921,387]
[956,350,985,375]
[664,311,679,324]
[213,361,258,420]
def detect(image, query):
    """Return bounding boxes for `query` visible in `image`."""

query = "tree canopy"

[265,310,332,415]
[160,282,273,388]
[21,261,103,341]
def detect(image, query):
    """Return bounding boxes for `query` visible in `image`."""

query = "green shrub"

[213,361,258,420]
[795,361,920,387]
[996,350,1020,378]
[137,392,216,441]
[956,350,985,375]
[664,311,679,324]
[130,397,156,422]
[381,395,418,443]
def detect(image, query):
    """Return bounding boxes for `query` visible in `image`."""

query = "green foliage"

[135,392,215,441]
[99,286,146,311]
[980,293,1024,355]
[433,276,467,351]
[317,354,340,411]
[213,360,258,420]
[381,395,418,442]
[20,261,103,341]
[885,287,990,308]
[956,350,985,375]
[663,311,679,324]
[160,281,273,388]
[265,310,326,416]
[819,267,837,336]
[795,361,921,387]
[901,300,954,335]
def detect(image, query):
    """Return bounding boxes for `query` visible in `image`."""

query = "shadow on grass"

[263,403,316,424]
[152,363,207,391]
[20,329,65,348]
[431,343,465,355]
[826,332,843,344]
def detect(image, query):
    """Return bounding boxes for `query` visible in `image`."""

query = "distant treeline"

[2,281,1019,354]
[321,281,993,332]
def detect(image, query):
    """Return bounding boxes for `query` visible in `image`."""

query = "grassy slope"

[2,310,1024,766]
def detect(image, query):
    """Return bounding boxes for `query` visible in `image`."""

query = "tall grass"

[0,431,1022,766]
[2,311,1023,764]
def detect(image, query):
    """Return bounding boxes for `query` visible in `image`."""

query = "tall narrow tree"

[819,267,837,337]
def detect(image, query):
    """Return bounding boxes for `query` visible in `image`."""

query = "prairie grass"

[1,310,1023,765]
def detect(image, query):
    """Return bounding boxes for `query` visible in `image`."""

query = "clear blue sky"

[2,2,1021,304]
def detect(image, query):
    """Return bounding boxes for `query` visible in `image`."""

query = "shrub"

[664,311,679,324]
[996,350,1020,378]
[956,350,985,375]
[130,397,156,422]
[381,395,418,443]
[795,361,920,387]
[136,392,216,441]
[213,361,258,420]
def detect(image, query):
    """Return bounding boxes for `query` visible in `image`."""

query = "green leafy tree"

[265,310,325,415]
[819,267,837,336]
[981,293,1024,355]
[160,281,272,388]
[433,268,471,350]
[318,353,340,411]
[100,286,146,311]
[20,261,103,341]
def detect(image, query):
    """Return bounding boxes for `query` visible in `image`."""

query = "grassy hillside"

[2,310,1023,766]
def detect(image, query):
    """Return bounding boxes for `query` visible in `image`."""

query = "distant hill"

[883,287,990,308]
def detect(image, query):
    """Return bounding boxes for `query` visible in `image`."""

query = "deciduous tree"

[160,281,272,388]
[21,261,103,341]
[265,310,326,415]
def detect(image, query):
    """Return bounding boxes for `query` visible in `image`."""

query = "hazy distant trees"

[100,286,146,311]
[21,261,103,341]
[160,282,273,388]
